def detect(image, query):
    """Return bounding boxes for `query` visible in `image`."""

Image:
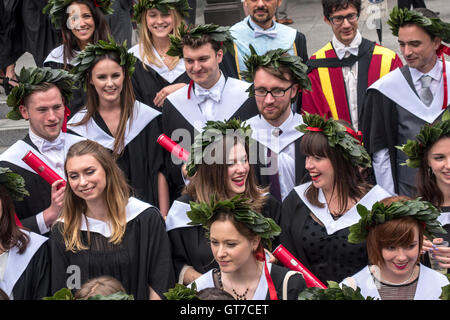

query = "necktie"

[419,74,433,107]
[41,136,65,153]
[254,28,278,38]
[267,128,283,202]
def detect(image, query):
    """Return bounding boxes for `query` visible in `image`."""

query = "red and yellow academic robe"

[302,39,403,124]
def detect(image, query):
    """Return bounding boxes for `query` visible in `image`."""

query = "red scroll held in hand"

[273,244,327,289]
[22,151,66,190]
[157,134,190,161]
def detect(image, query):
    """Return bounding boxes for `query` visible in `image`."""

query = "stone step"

[0,94,9,119]
[0,118,29,148]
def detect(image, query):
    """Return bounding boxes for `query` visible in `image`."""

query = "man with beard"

[241,48,311,202]
[227,0,308,79]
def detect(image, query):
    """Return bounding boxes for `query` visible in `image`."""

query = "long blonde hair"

[60,140,130,252]
[138,8,183,70]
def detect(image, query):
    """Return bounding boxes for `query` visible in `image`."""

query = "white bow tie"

[254,28,278,38]
[194,87,221,103]
[336,46,359,60]
[42,136,65,153]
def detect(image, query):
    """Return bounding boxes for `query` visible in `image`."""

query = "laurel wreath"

[132,0,191,23]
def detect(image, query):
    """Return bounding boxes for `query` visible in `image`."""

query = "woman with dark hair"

[49,140,175,300]
[279,113,392,284]
[342,196,449,300]
[66,38,169,213]
[165,119,281,285]
[0,167,50,300]
[398,110,450,272]
[188,196,306,300]
[129,0,191,109]
[43,0,112,116]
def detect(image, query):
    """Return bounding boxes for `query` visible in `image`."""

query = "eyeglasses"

[254,84,294,97]
[328,12,359,26]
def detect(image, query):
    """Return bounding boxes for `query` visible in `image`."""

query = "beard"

[251,7,273,24]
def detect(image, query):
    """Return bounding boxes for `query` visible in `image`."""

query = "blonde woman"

[129,0,191,109]
[48,140,175,300]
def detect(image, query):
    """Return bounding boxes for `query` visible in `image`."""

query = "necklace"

[371,265,418,286]
[217,270,250,300]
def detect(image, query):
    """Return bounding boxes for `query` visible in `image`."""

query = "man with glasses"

[302,0,402,131]
[242,48,311,202]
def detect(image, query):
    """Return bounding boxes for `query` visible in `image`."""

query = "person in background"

[276,0,293,25]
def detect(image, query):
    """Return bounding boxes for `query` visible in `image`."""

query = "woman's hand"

[43,180,66,227]
[153,83,187,108]
[430,238,450,269]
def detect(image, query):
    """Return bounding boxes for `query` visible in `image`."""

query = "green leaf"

[43,288,74,300]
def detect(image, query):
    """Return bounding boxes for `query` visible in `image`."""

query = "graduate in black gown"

[0,168,50,300]
[49,140,175,300]
[129,0,191,109]
[0,67,85,235]
[186,196,306,300]
[162,23,259,202]
[67,38,169,213]
[240,46,311,202]
[0,0,60,81]
[280,113,392,284]
[165,119,281,285]
[398,110,450,273]
[42,0,112,119]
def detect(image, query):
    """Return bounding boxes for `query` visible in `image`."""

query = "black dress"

[67,101,164,207]
[166,194,281,282]
[0,231,50,300]
[48,198,175,299]
[280,182,391,284]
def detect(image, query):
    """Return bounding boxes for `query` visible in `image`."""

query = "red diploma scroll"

[157,134,190,161]
[273,244,327,289]
[22,151,66,190]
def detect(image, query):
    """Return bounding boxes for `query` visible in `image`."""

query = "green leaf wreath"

[440,275,450,300]
[348,198,447,244]
[397,109,450,168]
[185,118,253,177]
[43,288,134,300]
[187,195,281,249]
[388,6,450,43]
[70,36,137,90]
[296,112,372,169]
[298,281,375,300]
[240,45,311,96]
[164,283,200,300]
[43,0,113,30]
[0,167,29,201]
[167,22,235,57]
[133,0,191,23]
[6,67,77,120]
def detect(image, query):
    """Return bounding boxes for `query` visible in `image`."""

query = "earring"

[428,167,434,177]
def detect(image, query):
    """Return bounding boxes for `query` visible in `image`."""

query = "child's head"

[74,276,127,300]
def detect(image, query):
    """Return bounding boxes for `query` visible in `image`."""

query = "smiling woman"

[165,119,281,286]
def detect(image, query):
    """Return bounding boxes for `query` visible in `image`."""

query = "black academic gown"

[360,65,449,195]
[161,77,259,202]
[246,113,309,201]
[166,194,281,282]
[0,231,50,300]
[0,133,85,234]
[280,182,391,284]
[43,45,86,118]
[0,0,60,69]
[67,101,164,206]
[129,45,191,110]
[48,197,175,300]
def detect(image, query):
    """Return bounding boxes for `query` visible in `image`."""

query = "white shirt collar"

[28,129,64,154]
[332,30,362,60]
[410,58,442,85]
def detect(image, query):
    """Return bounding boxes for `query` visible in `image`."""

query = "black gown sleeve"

[12,241,51,300]
[48,223,72,295]
[279,189,311,269]
[295,31,308,64]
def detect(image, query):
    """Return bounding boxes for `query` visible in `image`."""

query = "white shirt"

[194,73,226,121]
[332,30,362,130]
[28,130,67,234]
[410,59,442,99]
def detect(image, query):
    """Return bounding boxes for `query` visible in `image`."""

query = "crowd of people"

[0,0,449,301]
